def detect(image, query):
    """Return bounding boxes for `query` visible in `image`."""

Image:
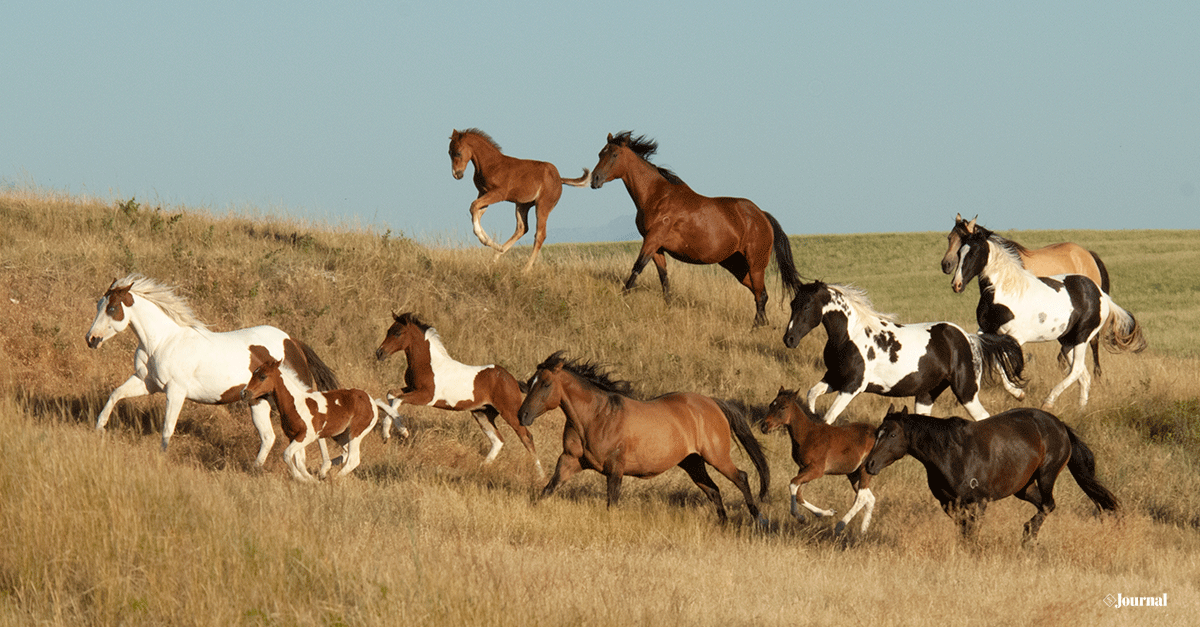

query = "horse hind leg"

[497,407,544,477]
[521,199,557,272]
[1042,344,1089,410]
[835,488,876,535]
[472,410,504,464]
[497,202,533,255]
[678,455,731,522]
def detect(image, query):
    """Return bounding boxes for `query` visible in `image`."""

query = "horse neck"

[782,402,816,438]
[617,153,675,215]
[556,372,611,433]
[466,136,504,172]
[126,298,196,351]
[266,370,313,431]
[902,417,962,478]
[421,329,463,372]
[983,240,1035,298]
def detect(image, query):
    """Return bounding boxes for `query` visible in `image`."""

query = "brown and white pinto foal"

[375,312,542,476]
[241,340,399,482]
[761,388,877,534]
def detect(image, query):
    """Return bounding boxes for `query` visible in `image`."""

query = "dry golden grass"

[1,189,1197,626]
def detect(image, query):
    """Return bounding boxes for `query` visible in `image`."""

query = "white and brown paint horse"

[241,340,401,482]
[375,312,542,476]
[941,214,1112,375]
[85,274,339,465]
[950,226,1146,409]
[782,281,1025,423]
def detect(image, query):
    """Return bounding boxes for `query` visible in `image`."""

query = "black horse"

[863,406,1119,542]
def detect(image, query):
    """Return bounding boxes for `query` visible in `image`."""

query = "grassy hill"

[2,189,1198,625]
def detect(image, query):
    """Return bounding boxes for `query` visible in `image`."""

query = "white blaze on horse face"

[952,244,971,291]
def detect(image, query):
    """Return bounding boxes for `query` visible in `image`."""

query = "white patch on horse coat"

[425,329,489,407]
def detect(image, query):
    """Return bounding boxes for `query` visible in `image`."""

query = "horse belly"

[151,334,285,403]
[861,331,931,395]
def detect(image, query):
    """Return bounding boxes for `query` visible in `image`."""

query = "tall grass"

[1,189,1198,625]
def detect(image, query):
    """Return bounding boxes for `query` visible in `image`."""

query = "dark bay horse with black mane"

[864,406,1120,543]
[517,351,769,523]
[589,131,803,326]
[450,128,591,270]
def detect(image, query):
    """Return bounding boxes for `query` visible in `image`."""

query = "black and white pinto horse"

[783,281,1025,424]
[951,226,1146,409]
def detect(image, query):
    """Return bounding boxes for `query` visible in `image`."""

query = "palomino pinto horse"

[375,312,542,476]
[761,388,877,534]
[517,352,769,523]
[782,281,1025,423]
[241,340,401,482]
[449,128,591,270]
[942,214,1111,376]
[864,406,1120,542]
[589,131,803,326]
[951,226,1146,409]
[85,274,339,466]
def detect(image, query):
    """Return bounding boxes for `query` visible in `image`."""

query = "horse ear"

[965,216,977,233]
[607,132,614,142]
[954,212,962,222]
[391,311,401,321]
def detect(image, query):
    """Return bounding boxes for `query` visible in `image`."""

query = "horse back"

[614,393,730,474]
[478,154,562,203]
[1023,243,1106,290]
[962,408,1071,498]
[312,388,376,439]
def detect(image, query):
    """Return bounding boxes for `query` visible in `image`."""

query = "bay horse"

[782,280,1025,424]
[864,406,1120,542]
[950,225,1146,409]
[375,312,542,476]
[449,128,591,270]
[942,214,1111,376]
[761,388,877,534]
[589,131,803,326]
[241,340,401,482]
[85,274,340,466]
[517,352,769,523]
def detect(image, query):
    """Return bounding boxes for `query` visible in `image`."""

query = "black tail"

[1065,426,1120,512]
[296,340,341,391]
[1090,250,1111,294]
[715,399,771,501]
[763,211,803,301]
[976,332,1026,388]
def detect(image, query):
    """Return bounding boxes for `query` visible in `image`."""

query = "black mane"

[536,350,636,398]
[392,311,432,332]
[609,131,685,185]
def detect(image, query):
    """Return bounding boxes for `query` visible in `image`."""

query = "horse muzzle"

[452,168,464,180]
[86,334,104,349]
[951,279,965,294]
[374,347,390,361]
[589,178,605,190]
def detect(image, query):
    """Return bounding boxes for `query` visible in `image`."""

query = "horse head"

[375,311,426,361]
[589,133,625,189]
[941,213,978,274]
[783,281,828,348]
[761,387,803,434]
[863,405,910,475]
[241,357,283,402]
[448,130,471,180]
[518,352,569,426]
[950,227,990,294]
[85,279,135,349]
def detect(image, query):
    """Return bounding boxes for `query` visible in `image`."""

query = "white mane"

[983,239,1034,299]
[116,273,208,329]
[828,284,898,335]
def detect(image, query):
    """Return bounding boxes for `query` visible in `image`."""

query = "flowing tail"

[763,211,803,300]
[1090,251,1111,294]
[974,332,1027,388]
[715,399,771,501]
[561,168,592,188]
[1102,299,1147,354]
[294,340,341,391]
[1065,426,1120,512]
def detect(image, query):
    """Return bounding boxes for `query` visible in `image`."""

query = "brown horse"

[375,312,542,476]
[941,214,1111,376]
[517,352,770,523]
[864,406,1120,543]
[761,388,877,534]
[449,128,591,270]
[589,131,803,326]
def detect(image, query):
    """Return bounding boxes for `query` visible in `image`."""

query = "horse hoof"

[834,521,847,535]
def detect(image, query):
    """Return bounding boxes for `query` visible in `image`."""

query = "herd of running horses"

[85,129,1146,543]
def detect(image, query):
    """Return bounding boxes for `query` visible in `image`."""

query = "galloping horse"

[589,131,803,326]
[375,312,542,476]
[241,340,401,482]
[761,388,877,534]
[449,128,591,270]
[950,225,1146,409]
[517,352,769,523]
[864,406,1120,542]
[782,280,1025,423]
[942,214,1111,375]
[85,274,340,466]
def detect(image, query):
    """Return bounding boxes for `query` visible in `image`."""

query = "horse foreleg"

[820,391,859,425]
[95,375,151,430]
[159,386,189,452]
[248,399,277,467]
[469,197,505,252]
[283,439,318,483]
[835,488,876,534]
[541,453,582,499]
[805,382,831,416]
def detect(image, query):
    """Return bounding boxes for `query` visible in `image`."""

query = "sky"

[4,2,1198,245]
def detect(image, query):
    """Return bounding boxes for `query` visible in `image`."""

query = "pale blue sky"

[4,2,1197,244]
